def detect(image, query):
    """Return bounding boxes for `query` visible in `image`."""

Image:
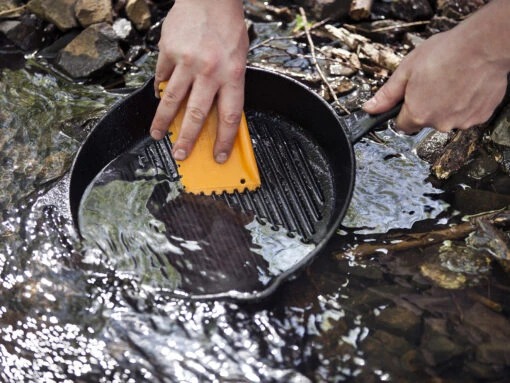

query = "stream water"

[1,49,509,382]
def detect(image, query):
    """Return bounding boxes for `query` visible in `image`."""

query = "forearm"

[454,0,510,68]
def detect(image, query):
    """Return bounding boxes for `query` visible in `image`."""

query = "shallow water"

[1,53,509,382]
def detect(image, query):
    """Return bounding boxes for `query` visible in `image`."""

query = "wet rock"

[0,13,56,52]
[420,334,465,366]
[425,15,458,35]
[462,302,510,344]
[35,151,73,185]
[125,0,151,31]
[57,22,124,78]
[453,189,510,215]
[352,20,410,43]
[362,329,414,356]
[292,0,351,20]
[420,262,468,289]
[328,62,356,77]
[491,103,510,148]
[436,0,487,20]
[75,0,113,27]
[125,44,146,63]
[476,342,510,365]
[389,0,434,22]
[37,30,80,59]
[27,0,78,31]
[439,241,492,276]
[376,306,421,343]
[403,32,425,49]
[145,18,162,46]
[464,360,508,381]
[415,129,453,164]
[465,152,499,180]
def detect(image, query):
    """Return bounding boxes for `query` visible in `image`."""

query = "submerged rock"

[57,22,124,78]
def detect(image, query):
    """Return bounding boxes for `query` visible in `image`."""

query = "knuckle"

[228,63,246,82]
[220,111,242,127]
[161,90,179,106]
[187,106,206,124]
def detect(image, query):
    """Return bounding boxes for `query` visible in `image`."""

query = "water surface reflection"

[1,59,507,382]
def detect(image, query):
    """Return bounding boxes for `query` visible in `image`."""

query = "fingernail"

[150,129,165,140]
[363,97,377,108]
[215,152,228,164]
[173,149,187,161]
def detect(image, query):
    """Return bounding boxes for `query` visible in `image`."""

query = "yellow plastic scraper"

[158,82,261,195]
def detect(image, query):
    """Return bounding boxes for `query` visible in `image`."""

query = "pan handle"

[347,101,403,143]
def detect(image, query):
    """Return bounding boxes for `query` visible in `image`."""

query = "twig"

[467,291,502,312]
[344,20,430,34]
[299,7,350,114]
[249,18,331,52]
[0,4,26,18]
[335,210,510,259]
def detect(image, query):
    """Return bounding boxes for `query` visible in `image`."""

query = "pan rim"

[69,66,357,302]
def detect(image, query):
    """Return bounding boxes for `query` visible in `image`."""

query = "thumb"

[362,69,407,114]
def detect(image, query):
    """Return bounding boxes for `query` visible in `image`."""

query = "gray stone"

[125,0,151,31]
[57,22,124,78]
[112,17,133,41]
[27,0,78,31]
[75,0,112,27]
[0,14,47,51]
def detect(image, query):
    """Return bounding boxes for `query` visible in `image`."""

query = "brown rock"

[27,0,78,31]
[57,22,124,78]
[125,0,151,31]
[376,306,422,343]
[75,0,113,27]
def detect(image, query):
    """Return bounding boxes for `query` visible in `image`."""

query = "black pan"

[69,66,400,301]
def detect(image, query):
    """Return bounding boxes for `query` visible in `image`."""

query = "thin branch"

[344,20,430,34]
[0,4,26,18]
[299,7,350,114]
[249,17,331,52]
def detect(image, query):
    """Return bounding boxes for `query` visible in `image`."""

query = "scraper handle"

[349,101,403,143]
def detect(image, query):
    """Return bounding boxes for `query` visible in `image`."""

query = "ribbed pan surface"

[145,109,334,244]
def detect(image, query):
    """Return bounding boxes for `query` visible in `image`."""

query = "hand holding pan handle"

[345,101,403,143]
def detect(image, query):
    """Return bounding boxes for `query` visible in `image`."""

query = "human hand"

[150,0,249,164]
[363,0,510,134]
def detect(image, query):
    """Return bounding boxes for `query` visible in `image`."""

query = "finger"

[394,102,423,134]
[213,80,245,164]
[150,66,192,141]
[172,79,218,161]
[362,65,409,115]
[153,53,175,99]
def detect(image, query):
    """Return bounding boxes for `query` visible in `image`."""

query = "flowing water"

[1,50,509,382]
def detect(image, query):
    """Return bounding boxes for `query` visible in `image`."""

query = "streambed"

[1,30,510,383]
